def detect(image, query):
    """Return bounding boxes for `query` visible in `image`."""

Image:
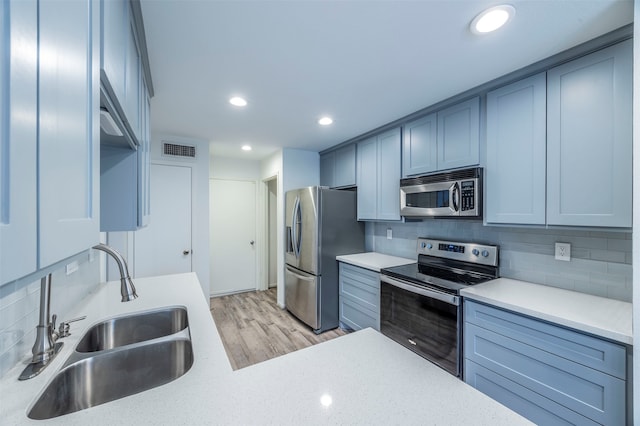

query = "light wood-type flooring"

[210,287,347,370]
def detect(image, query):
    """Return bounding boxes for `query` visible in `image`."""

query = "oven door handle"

[381,276,459,306]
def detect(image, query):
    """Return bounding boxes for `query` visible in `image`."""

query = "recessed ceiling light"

[470,5,515,35]
[241,145,252,151]
[229,96,247,107]
[318,117,333,126]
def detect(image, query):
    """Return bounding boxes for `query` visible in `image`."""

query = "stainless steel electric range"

[379,238,499,377]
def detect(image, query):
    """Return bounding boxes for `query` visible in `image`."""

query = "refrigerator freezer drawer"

[285,265,319,330]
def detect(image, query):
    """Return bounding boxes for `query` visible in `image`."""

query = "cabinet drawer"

[339,263,380,310]
[340,294,379,331]
[465,360,598,426]
[465,322,625,425]
[464,301,625,378]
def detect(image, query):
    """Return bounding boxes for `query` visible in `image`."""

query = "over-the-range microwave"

[400,167,482,218]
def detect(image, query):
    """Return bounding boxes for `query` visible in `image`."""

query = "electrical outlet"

[386,228,392,240]
[555,242,571,261]
[66,260,79,275]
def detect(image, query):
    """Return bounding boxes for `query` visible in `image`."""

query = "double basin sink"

[28,306,193,420]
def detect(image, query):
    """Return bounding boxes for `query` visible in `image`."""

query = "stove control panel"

[417,238,498,267]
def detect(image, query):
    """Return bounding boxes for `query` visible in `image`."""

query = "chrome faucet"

[19,274,62,380]
[93,243,138,302]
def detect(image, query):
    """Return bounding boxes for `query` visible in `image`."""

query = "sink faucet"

[93,243,138,302]
[19,274,63,380]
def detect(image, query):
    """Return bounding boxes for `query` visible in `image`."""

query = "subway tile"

[607,238,632,252]
[589,249,627,263]
[574,281,609,298]
[589,272,626,288]
[606,286,631,302]
[606,262,632,277]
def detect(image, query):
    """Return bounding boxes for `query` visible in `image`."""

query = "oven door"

[400,181,459,217]
[380,275,461,376]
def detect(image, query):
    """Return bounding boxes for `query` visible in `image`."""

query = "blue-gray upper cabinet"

[402,97,480,177]
[486,73,547,225]
[1,0,100,286]
[320,144,356,188]
[0,0,38,284]
[39,0,101,267]
[547,40,632,228]
[402,113,437,176]
[437,97,480,171]
[357,128,401,221]
[101,0,141,143]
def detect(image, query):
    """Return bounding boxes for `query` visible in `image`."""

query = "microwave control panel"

[460,180,475,211]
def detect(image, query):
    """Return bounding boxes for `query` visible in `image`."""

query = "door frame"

[260,173,280,295]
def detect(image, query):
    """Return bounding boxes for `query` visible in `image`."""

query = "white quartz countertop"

[336,252,415,271]
[461,278,633,345]
[1,272,531,425]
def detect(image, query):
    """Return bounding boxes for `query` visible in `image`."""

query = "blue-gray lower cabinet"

[464,300,626,425]
[339,263,380,331]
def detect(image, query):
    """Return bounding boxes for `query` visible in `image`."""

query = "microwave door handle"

[451,182,460,213]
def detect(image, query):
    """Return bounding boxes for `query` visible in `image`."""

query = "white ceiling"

[140,0,633,160]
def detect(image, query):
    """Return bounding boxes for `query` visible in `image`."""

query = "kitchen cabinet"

[464,300,627,425]
[101,78,151,231]
[339,263,380,331]
[1,0,100,285]
[39,0,101,267]
[402,113,437,177]
[101,0,142,143]
[402,97,479,177]
[320,144,356,188]
[357,128,401,221]
[546,40,632,228]
[100,0,151,232]
[486,73,547,225]
[0,0,38,284]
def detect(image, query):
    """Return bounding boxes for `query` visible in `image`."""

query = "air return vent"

[163,142,196,158]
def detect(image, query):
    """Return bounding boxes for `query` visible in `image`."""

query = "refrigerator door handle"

[292,196,302,258]
[285,266,315,281]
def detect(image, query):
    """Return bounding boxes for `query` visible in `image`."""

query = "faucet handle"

[58,316,87,338]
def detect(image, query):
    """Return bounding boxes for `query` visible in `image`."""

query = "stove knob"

[481,250,490,258]
[472,249,480,256]
[420,242,426,249]
[426,243,433,250]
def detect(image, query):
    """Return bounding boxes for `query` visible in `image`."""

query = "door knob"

[250,240,255,246]
[183,250,191,255]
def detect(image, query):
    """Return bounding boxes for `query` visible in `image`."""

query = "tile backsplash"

[366,220,632,302]
[0,251,100,378]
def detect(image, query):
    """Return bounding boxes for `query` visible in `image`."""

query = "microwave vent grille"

[401,167,482,186]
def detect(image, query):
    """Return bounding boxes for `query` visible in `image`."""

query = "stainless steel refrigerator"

[285,187,364,333]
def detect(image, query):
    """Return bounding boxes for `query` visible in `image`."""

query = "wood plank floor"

[210,287,347,370]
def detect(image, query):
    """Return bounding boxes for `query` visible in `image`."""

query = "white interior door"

[210,179,256,296]
[134,164,192,278]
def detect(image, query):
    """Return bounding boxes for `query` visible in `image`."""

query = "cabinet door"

[0,0,38,284]
[334,144,356,188]
[139,89,151,227]
[402,113,437,177]
[320,151,335,188]
[547,40,632,227]
[377,128,401,221]
[356,137,377,220]
[39,0,100,267]
[486,73,546,225]
[101,0,127,105]
[437,97,480,170]
[125,18,141,142]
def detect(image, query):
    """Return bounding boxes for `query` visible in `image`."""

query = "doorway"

[134,163,192,278]
[267,177,277,289]
[209,178,257,296]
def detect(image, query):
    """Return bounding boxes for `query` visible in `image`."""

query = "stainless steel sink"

[28,338,193,420]
[76,306,188,352]
[27,306,193,420]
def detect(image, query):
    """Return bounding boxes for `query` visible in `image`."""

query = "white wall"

[282,148,320,193]
[632,0,639,421]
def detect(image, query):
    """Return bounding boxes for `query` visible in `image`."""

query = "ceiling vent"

[163,142,196,159]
